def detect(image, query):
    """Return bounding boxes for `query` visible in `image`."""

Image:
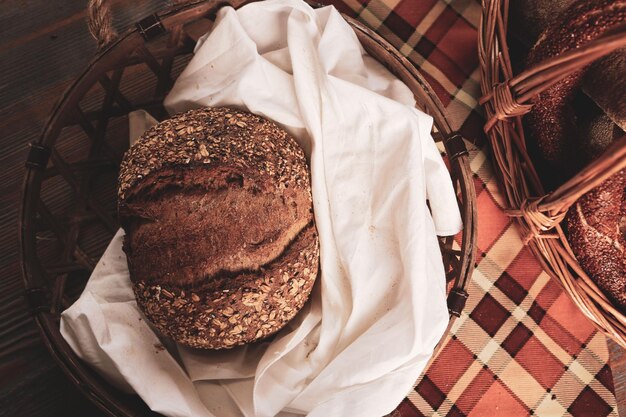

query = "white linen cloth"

[60,1,463,416]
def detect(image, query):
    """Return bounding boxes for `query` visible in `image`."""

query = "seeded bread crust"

[566,169,626,312]
[119,107,309,203]
[118,107,319,349]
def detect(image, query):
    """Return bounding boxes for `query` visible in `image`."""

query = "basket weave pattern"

[19,1,476,415]
[478,0,626,346]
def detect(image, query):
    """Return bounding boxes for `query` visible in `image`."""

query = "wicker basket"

[19,0,476,415]
[478,0,626,346]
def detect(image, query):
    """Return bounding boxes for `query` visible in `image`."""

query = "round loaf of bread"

[118,107,319,349]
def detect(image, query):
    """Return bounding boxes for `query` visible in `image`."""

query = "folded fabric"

[61,0,462,416]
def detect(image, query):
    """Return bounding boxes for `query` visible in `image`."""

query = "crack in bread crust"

[133,223,319,349]
[122,168,312,286]
[119,107,309,202]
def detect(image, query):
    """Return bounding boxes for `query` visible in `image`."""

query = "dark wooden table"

[0,1,624,416]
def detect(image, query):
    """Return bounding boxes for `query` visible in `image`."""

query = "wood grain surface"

[0,1,623,416]
[1,2,163,416]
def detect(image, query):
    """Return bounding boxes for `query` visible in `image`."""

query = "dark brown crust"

[121,164,311,286]
[133,224,319,349]
[118,106,319,349]
[525,0,626,178]
[566,169,626,312]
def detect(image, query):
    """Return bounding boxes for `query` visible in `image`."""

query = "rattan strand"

[18,2,477,415]
[479,0,626,346]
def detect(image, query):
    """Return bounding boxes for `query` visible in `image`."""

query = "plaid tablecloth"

[329,0,619,415]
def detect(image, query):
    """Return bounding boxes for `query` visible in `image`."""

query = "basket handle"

[506,135,626,238]
[540,135,626,213]
[87,0,192,48]
[479,29,626,131]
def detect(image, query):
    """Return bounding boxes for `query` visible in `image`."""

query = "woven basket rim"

[19,1,477,415]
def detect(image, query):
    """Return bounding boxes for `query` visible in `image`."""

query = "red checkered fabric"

[326,0,619,415]
[330,0,485,142]
[399,144,616,416]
